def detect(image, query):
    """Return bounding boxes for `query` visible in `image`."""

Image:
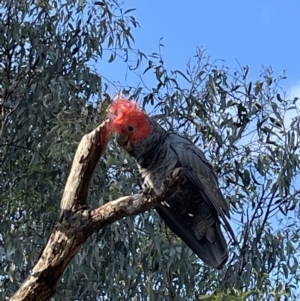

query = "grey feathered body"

[129,118,230,269]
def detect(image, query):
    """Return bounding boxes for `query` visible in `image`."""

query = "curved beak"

[115,133,134,152]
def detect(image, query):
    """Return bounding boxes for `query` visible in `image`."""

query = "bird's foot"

[167,167,187,187]
[142,185,156,198]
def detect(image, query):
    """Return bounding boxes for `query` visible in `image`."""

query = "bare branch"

[59,120,111,218]
[89,168,186,231]
[10,120,185,301]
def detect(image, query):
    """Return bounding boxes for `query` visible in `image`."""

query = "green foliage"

[1,0,300,300]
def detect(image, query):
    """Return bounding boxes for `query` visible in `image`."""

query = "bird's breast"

[137,143,177,192]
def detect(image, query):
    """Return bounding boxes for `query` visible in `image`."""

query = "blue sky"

[100,0,300,98]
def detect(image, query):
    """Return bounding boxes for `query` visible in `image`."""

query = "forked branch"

[11,121,185,301]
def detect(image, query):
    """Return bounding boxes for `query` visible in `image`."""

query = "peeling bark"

[10,121,185,301]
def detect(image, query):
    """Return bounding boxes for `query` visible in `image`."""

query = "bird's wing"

[167,133,237,245]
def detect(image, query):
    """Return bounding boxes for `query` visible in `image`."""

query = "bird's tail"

[156,205,228,269]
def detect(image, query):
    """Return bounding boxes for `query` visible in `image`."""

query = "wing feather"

[167,133,237,245]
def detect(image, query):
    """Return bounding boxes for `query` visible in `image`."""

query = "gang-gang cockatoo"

[109,98,235,269]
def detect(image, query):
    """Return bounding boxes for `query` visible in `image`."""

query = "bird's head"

[109,98,152,152]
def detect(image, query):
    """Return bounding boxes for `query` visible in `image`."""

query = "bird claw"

[172,167,182,178]
[142,186,155,197]
[170,167,187,186]
[157,167,187,198]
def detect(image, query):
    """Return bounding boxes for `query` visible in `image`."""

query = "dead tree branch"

[10,121,185,301]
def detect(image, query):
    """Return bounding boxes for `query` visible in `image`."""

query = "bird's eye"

[128,126,134,132]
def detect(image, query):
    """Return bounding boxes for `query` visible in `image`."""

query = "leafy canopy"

[0,0,300,300]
